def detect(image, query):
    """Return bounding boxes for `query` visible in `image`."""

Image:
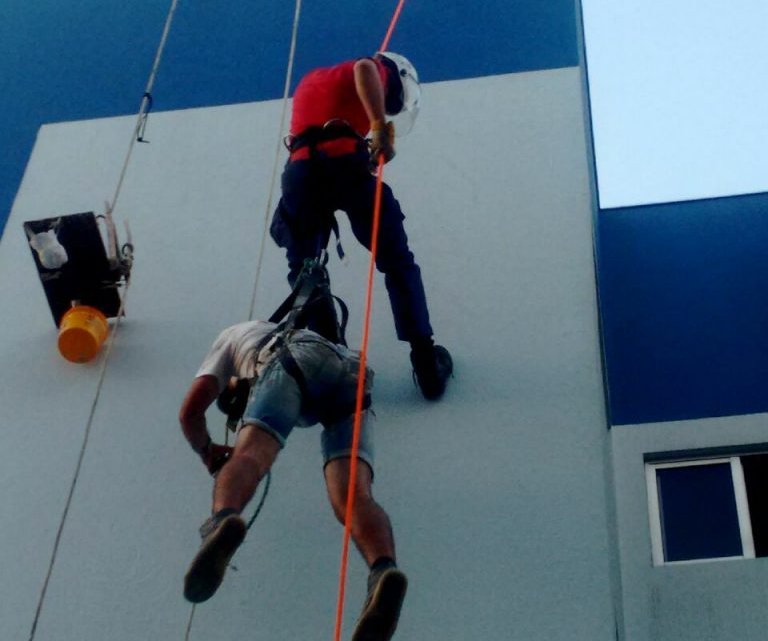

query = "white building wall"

[0,69,616,640]
[611,415,768,641]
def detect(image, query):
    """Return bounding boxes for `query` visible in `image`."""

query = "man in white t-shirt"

[179,320,407,641]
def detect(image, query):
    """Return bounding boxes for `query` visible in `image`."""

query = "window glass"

[656,463,742,562]
[741,453,768,557]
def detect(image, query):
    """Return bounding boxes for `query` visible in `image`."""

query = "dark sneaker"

[183,513,246,603]
[351,567,408,641]
[410,344,453,400]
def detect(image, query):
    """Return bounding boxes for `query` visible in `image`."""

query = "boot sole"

[183,515,246,603]
[351,569,408,641]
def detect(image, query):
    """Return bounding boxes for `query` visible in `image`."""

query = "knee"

[375,246,417,275]
[329,494,348,524]
[328,483,375,525]
[233,425,280,473]
[329,492,375,525]
[230,449,271,479]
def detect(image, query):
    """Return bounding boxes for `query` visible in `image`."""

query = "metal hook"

[137,92,153,143]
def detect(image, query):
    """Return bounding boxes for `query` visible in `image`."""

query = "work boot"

[410,341,453,400]
[183,510,246,603]
[351,566,408,641]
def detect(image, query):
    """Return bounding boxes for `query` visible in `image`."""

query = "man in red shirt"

[270,52,453,401]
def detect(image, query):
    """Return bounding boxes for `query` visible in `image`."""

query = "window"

[646,453,768,565]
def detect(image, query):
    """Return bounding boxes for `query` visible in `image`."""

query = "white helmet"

[377,51,421,136]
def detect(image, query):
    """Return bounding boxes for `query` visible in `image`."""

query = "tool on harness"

[216,378,252,430]
[283,119,367,156]
[216,255,370,428]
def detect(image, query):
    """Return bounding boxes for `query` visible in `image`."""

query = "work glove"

[200,440,234,476]
[369,120,396,167]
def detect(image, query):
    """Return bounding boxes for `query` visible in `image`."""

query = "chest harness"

[217,255,370,429]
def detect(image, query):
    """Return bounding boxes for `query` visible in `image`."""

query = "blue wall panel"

[0,0,578,236]
[598,193,768,425]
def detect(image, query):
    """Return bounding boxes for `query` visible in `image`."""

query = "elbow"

[178,403,199,431]
[179,375,218,431]
[179,394,208,431]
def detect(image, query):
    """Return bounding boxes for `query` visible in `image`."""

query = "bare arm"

[179,375,220,455]
[353,58,387,126]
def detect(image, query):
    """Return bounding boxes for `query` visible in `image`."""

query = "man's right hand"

[201,442,233,476]
[370,120,396,165]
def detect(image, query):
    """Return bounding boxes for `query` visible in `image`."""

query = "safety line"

[332,5,408,638]
[380,0,407,51]
[331,154,385,641]
[108,0,181,218]
[184,604,197,641]
[27,3,181,638]
[28,283,133,641]
[247,0,304,322]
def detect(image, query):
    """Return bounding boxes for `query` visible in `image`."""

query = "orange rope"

[333,4,407,639]
[333,155,386,641]
[380,0,406,51]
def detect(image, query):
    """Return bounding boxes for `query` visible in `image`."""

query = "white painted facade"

[0,69,618,640]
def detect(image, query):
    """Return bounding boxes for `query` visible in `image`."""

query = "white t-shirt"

[195,320,354,393]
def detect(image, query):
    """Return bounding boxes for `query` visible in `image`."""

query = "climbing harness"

[284,118,367,156]
[266,253,350,345]
[274,118,372,261]
[217,254,356,431]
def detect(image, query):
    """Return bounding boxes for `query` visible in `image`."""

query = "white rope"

[247,0,304,322]
[108,0,181,217]
[184,604,197,641]
[182,5,304,638]
[28,282,133,641]
[28,3,181,638]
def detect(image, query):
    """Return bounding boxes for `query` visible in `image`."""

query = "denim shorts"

[242,337,374,469]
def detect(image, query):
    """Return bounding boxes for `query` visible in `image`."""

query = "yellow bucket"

[58,305,109,363]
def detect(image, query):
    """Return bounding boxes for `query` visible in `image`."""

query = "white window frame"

[646,457,756,566]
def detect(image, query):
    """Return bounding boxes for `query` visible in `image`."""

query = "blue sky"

[582,0,768,208]
[0,0,576,239]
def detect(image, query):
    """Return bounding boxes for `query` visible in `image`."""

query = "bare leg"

[324,457,396,566]
[213,423,280,513]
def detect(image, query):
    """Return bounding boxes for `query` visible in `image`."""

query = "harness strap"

[267,256,328,322]
[278,342,372,423]
[277,345,311,404]
[285,119,367,154]
[219,258,351,424]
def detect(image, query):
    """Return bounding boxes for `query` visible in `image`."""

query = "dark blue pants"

[271,152,433,342]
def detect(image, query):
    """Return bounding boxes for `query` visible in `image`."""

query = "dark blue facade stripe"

[598,193,768,425]
[0,0,578,237]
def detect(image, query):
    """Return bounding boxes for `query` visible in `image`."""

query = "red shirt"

[290,59,388,159]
